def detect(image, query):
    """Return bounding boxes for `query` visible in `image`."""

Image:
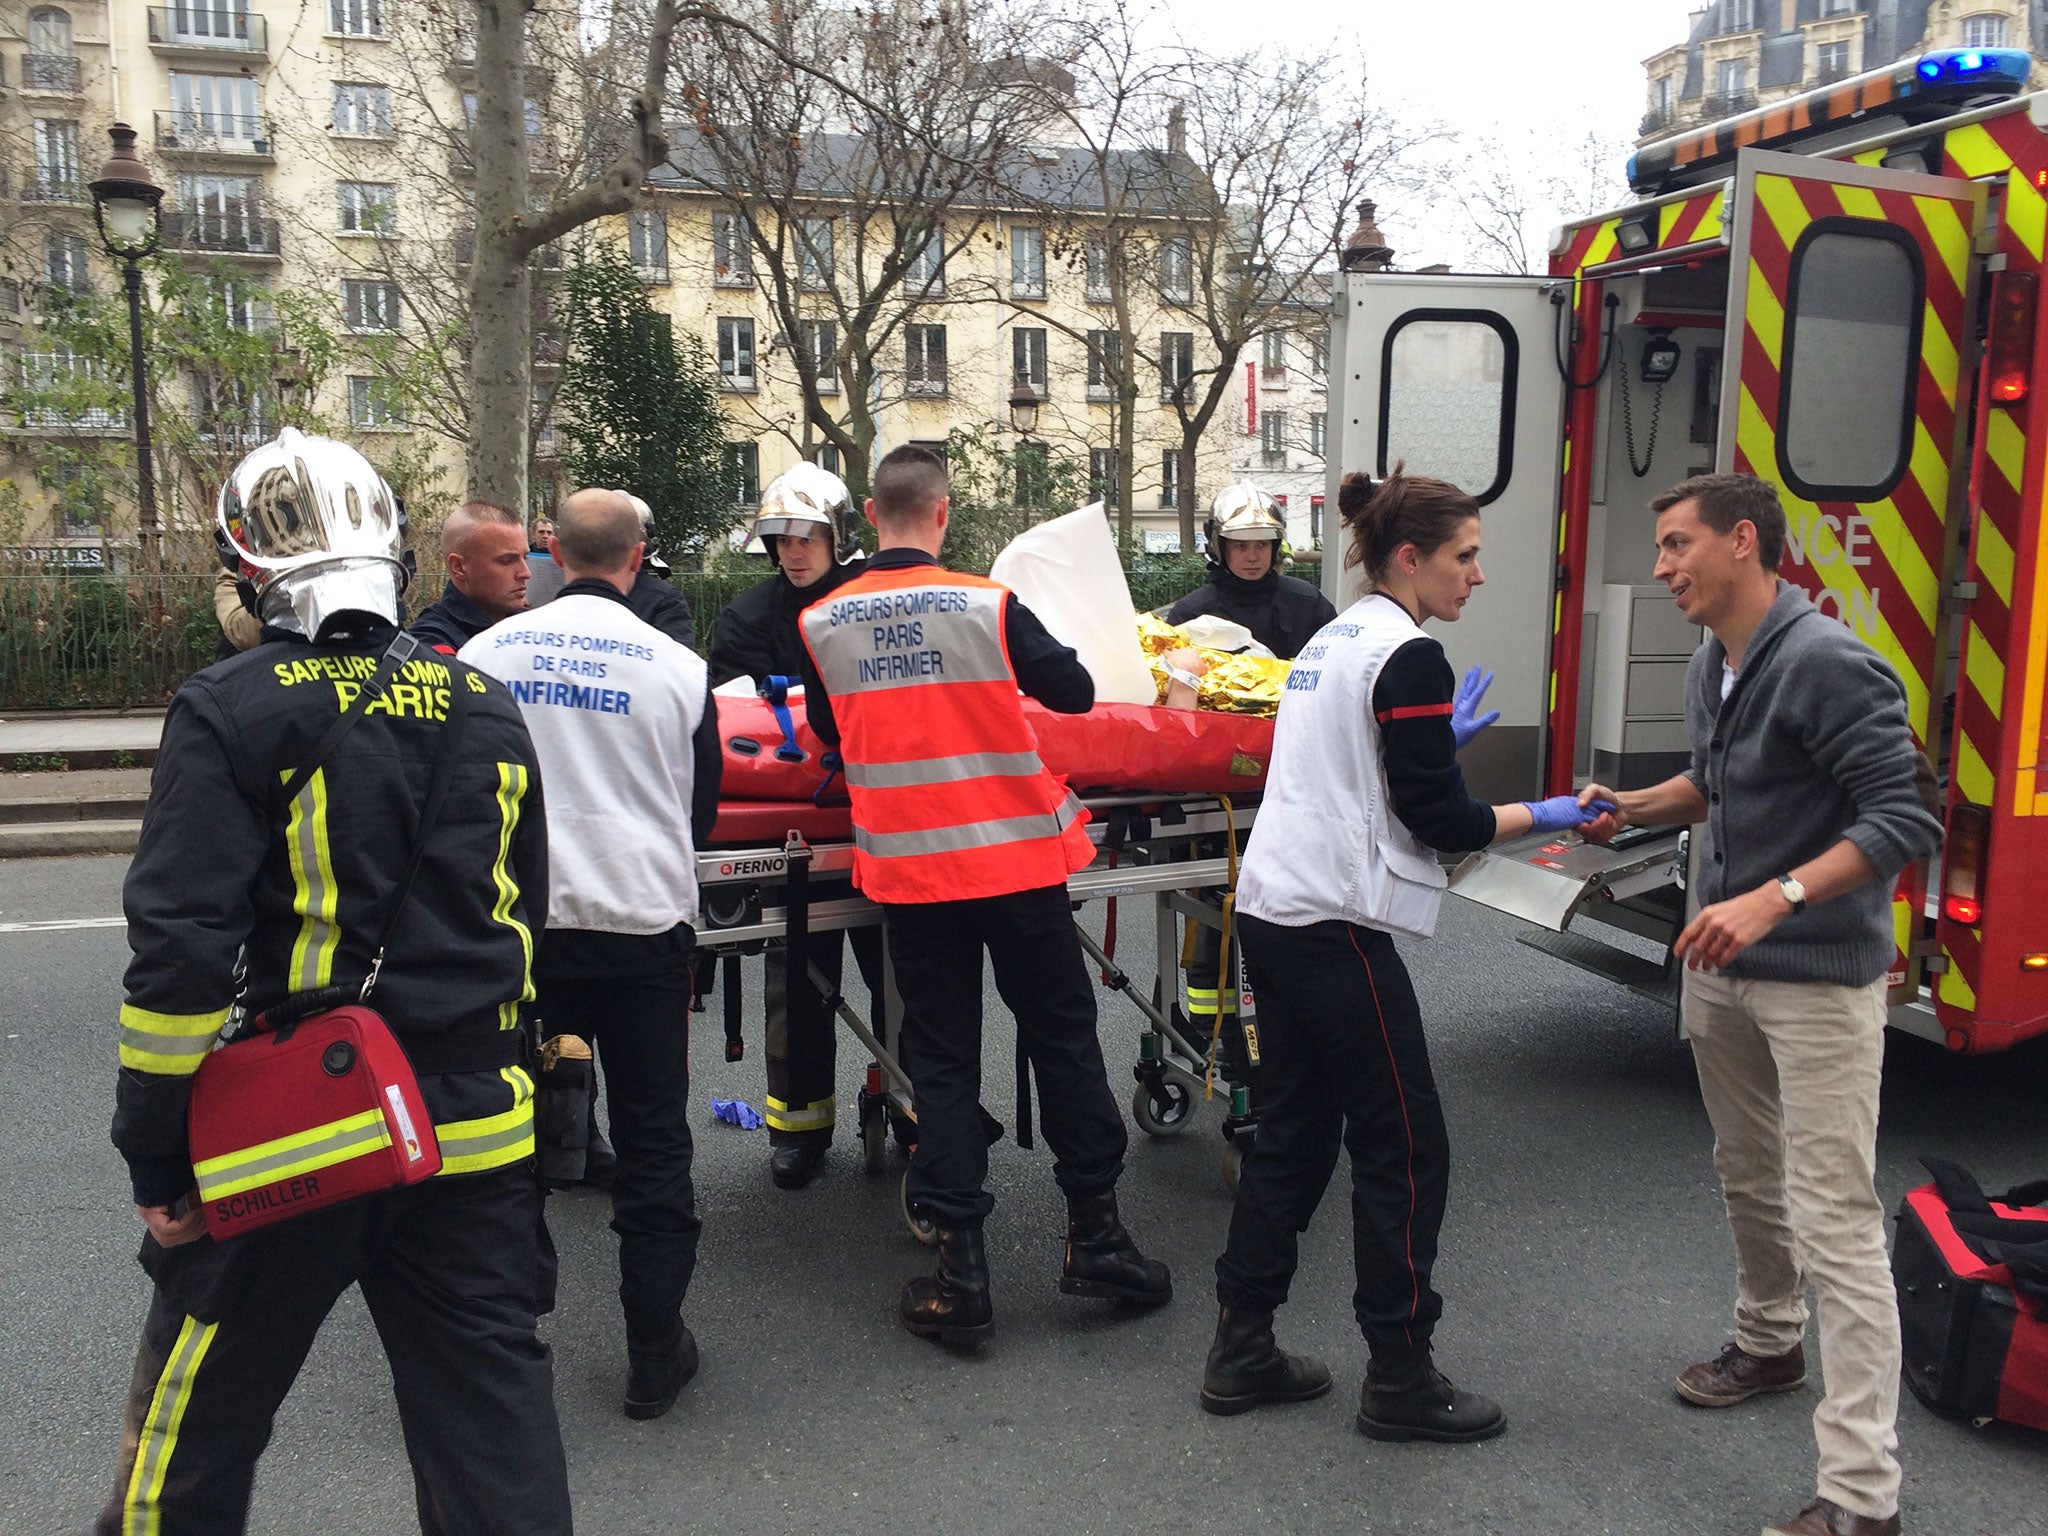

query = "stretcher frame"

[693,793,1265,1234]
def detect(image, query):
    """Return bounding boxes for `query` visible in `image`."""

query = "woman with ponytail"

[1198,467,1612,1442]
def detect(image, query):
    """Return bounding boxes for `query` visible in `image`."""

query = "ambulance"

[1322,47,2048,1054]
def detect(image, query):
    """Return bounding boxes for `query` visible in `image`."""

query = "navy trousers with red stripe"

[1215,912,1449,1366]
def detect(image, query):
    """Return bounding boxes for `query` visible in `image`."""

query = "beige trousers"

[1682,968,1901,1521]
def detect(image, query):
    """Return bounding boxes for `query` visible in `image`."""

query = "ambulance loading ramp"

[1448,825,1686,1008]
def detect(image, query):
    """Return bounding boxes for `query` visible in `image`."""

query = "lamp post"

[1008,375,1044,515]
[88,123,165,571]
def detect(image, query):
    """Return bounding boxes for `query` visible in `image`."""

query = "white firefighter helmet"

[753,462,860,565]
[214,427,410,638]
[1204,482,1285,559]
[618,489,670,577]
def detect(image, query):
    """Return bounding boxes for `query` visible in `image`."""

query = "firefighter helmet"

[753,463,860,565]
[619,489,671,577]
[214,427,411,639]
[1203,482,1285,562]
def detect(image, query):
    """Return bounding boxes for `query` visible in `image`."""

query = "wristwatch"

[1776,873,1808,913]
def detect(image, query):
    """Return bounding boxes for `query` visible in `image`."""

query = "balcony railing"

[19,169,87,204]
[162,211,282,256]
[1640,107,1674,137]
[21,54,81,92]
[154,112,274,155]
[148,8,269,53]
[1701,89,1758,119]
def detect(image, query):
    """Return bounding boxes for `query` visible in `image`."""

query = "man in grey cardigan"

[1581,474,1940,1536]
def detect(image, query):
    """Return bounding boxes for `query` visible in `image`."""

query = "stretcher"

[696,787,1268,1239]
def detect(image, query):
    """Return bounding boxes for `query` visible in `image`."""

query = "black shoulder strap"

[279,630,425,807]
[360,658,470,1002]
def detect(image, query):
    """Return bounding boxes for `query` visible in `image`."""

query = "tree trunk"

[467,0,532,515]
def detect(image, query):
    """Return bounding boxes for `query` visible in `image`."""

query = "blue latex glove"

[710,1097,764,1130]
[1450,665,1500,751]
[1521,794,1617,835]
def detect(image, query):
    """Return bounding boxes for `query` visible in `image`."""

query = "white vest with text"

[1237,593,1451,940]
[460,592,708,934]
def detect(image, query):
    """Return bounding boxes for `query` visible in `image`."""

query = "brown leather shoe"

[1763,1496,1901,1535]
[1674,1340,1806,1406]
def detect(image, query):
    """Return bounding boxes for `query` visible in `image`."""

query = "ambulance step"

[1516,928,1679,1008]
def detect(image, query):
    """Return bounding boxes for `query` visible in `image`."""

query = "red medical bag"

[1893,1158,2048,1433]
[188,1005,441,1239]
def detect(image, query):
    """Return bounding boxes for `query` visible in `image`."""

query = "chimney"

[1166,103,1186,158]
[1342,198,1395,273]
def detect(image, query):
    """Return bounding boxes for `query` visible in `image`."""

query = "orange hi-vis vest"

[799,563,1095,904]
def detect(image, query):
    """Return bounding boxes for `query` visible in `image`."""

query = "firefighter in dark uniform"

[98,430,570,1535]
[798,445,1171,1343]
[620,491,696,644]
[1166,484,1338,1050]
[708,464,882,1189]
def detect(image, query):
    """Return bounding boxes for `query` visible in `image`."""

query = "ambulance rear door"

[1326,274,1568,804]
[1717,148,1985,1000]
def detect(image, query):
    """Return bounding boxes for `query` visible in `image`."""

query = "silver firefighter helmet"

[1204,482,1286,560]
[752,462,860,565]
[618,489,670,577]
[214,427,410,639]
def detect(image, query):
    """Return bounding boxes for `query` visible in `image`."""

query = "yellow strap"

[1204,796,1239,1102]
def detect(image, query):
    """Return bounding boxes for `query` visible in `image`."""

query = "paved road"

[3,855,2040,1535]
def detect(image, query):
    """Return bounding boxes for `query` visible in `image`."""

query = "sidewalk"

[0,715,162,857]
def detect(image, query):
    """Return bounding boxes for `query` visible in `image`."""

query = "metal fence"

[0,555,1224,713]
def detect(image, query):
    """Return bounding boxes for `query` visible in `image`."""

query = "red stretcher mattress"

[713,692,1273,814]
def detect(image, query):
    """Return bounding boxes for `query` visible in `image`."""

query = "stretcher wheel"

[900,1171,938,1247]
[1131,1079,1195,1137]
[1219,1136,1243,1193]
[861,1107,888,1175]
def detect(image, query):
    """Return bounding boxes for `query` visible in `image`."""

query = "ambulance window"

[1377,311,1516,507]
[1778,221,1923,502]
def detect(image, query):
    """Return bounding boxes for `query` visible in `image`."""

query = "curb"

[0,795,151,826]
[0,819,141,858]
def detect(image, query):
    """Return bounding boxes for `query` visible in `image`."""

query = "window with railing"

[209,277,272,332]
[1010,227,1045,299]
[166,72,264,147]
[628,209,669,282]
[18,350,124,429]
[905,323,947,395]
[337,180,396,234]
[332,82,392,137]
[1815,41,1851,81]
[714,211,752,286]
[1716,58,1749,94]
[192,373,273,446]
[25,7,78,91]
[43,231,89,295]
[172,172,272,253]
[153,2,263,51]
[343,277,400,332]
[329,0,384,37]
[1086,329,1120,400]
[717,316,755,390]
[1261,329,1287,373]
[49,458,107,537]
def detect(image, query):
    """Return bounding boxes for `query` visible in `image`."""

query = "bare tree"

[1449,128,1630,275]
[665,0,1065,496]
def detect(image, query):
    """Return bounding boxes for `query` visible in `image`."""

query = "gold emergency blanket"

[1136,613,1290,717]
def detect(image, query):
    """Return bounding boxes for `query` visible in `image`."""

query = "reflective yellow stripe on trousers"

[765,1094,835,1134]
[122,1314,218,1536]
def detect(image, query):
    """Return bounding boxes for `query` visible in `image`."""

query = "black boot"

[1356,1354,1506,1444]
[770,1139,827,1190]
[900,1225,994,1345]
[1059,1191,1172,1306]
[583,1123,617,1192]
[1199,1306,1334,1416]
[623,1324,700,1420]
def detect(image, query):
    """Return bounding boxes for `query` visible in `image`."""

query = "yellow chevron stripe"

[2016,490,2048,814]
[1964,622,2006,725]
[1836,183,1884,221]
[1945,122,2007,178]
[1955,729,1996,806]
[1581,219,1620,270]
[1915,193,1975,288]
[1976,506,2017,608]
[1755,174,1814,256]
[1693,191,1725,244]
[1939,948,1978,1010]
[1986,408,2027,496]
[1746,260,1784,372]
[2004,171,2047,262]
[1921,297,1961,411]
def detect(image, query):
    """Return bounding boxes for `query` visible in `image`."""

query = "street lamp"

[88,123,165,570]
[1008,375,1045,514]
[1008,374,1041,437]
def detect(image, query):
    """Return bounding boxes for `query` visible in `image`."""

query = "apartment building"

[1642,0,2048,142]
